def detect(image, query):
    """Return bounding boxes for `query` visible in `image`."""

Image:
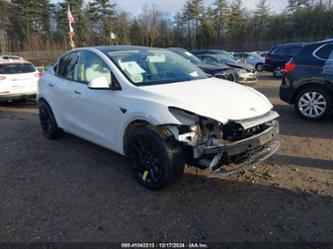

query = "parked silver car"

[196,53,258,85]
[233,52,265,72]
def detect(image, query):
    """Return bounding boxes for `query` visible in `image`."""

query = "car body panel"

[139,78,271,121]
[39,46,276,158]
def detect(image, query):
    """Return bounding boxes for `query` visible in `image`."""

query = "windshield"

[177,51,202,65]
[215,55,238,64]
[107,49,207,86]
[0,63,36,74]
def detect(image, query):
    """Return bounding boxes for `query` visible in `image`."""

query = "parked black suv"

[280,40,333,120]
[265,43,304,78]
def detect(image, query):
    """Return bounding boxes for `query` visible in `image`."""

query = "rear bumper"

[279,84,294,104]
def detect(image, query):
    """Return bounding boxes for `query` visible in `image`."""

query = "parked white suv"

[38,46,280,190]
[0,56,41,102]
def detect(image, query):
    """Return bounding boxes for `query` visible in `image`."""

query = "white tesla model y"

[38,46,280,190]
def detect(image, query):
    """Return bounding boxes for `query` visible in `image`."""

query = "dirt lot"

[0,73,332,243]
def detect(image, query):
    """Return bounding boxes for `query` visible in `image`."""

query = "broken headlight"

[168,107,200,126]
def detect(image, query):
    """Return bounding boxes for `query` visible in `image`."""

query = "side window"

[77,51,112,85]
[315,44,333,60]
[242,53,249,59]
[57,52,78,80]
[285,46,301,56]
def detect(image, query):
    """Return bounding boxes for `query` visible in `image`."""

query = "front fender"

[117,107,185,155]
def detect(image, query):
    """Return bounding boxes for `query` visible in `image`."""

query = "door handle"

[48,83,54,88]
[74,90,81,95]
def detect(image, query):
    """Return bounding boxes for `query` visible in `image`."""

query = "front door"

[64,50,123,150]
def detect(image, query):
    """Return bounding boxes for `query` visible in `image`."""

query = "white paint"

[38,47,275,156]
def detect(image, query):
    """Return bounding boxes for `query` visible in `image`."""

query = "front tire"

[295,86,332,120]
[39,100,64,139]
[126,126,185,190]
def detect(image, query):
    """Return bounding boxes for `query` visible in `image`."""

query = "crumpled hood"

[225,62,254,71]
[197,62,230,71]
[140,78,273,122]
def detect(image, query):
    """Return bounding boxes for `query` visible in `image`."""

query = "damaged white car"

[38,46,280,190]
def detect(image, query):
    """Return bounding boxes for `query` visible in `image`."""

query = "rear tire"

[255,63,264,72]
[273,66,283,78]
[295,86,332,120]
[39,100,64,139]
[126,125,185,190]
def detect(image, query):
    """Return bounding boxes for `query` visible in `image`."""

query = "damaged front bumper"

[236,72,258,84]
[198,121,280,178]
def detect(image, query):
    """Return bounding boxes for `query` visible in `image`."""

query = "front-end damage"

[167,108,280,178]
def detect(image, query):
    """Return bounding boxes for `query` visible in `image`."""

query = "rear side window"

[284,46,301,56]
[273,47,286,55]
[57,52,78,80]
[273,46,301,56]
[314,44,333,60]
[0,63,36,74]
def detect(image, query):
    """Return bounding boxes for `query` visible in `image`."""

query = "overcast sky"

[115,0,288,16]
[56,0,288,16]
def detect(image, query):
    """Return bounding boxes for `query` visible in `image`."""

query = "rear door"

[51,51,79,128]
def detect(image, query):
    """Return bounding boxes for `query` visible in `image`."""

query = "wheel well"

[292,83,332,104]
[38,98,63,128]
[123,120,151,155]
[255,63,264,71]
[37,97,53,110]
[38,97,47,104]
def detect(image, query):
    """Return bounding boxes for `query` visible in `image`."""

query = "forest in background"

[0,0,333,56]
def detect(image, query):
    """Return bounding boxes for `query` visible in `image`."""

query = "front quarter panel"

[115,93,186,154]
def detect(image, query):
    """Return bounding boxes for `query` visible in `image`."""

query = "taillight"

[0,76,6,80]
[34,72,43,78]
[265,56,271,62]
[283,63,297,73]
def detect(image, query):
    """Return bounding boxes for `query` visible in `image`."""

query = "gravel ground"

[0,74,332,243]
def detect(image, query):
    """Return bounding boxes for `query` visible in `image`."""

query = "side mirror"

[88,76,110,89]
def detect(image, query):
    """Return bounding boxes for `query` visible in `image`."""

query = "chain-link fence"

[0,50,65,66]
